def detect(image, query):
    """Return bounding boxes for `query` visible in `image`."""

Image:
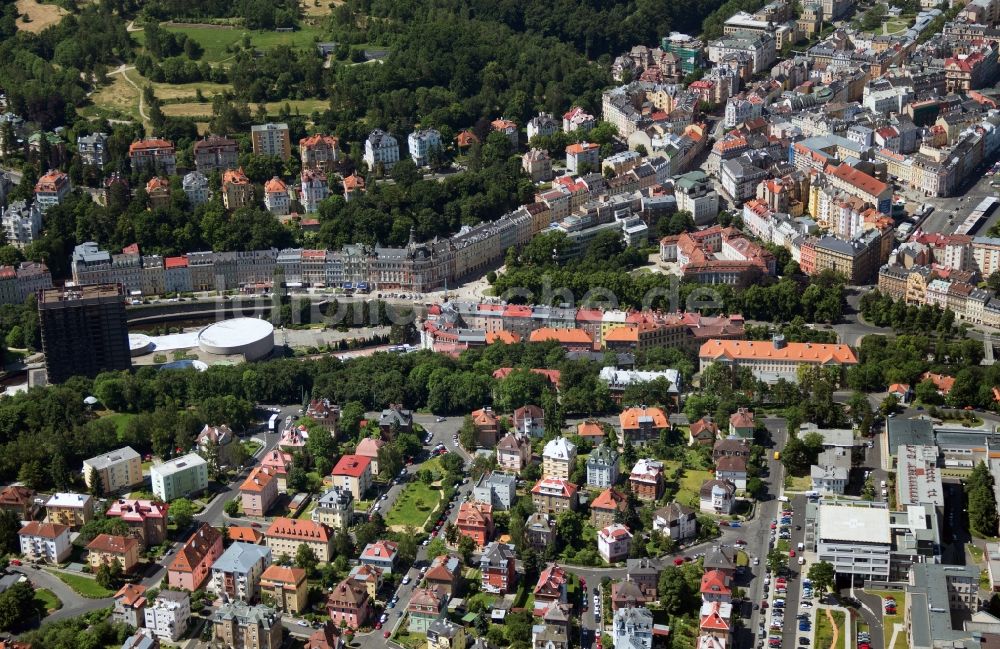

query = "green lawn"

[785,475,812,492]
[34,588,62,613]
[100,411,136,436]
[295,501,316,520]
[149,25,324,64]
[867,589,905,649]
[243,440,262,457]
[815,609,845,649]
[386,482,441,529]
[48,571,114,598]
[969,543,986,563]
[677,469,714,508]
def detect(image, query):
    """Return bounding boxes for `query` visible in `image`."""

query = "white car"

[402,576,411,585]
[800,602,812,609]
[380,613,388,623]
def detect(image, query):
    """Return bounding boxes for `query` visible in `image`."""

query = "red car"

[8,559,20,566]
[789,550,796,557]
[770,523,777,530]
[674,557,684,565]
[761,600,769,609]
[375,622,382,630]
[384,631,391,638]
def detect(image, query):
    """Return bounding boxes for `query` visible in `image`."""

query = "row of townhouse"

[421,300,746,354]
[68,205,537,295]
[878,263,1000,326]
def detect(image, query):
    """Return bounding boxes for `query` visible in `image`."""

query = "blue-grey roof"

[212,542,271,574]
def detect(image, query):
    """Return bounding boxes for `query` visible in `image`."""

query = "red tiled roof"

[332,455,372,478]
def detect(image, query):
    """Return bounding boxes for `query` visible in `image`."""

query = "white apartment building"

[83,446,143,495]
[364,129,399,172]
[150,453,209,502]
[407,129,442,167]
[143,590,191,642]
[18,521,72,563]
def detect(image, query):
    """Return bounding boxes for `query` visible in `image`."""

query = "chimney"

[772,334,786,349]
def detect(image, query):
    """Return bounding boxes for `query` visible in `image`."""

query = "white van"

[797,542,804,551]
[880,480,887,489]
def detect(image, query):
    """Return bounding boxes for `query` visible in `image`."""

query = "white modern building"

[407,129,442,167]
[182,171,210,207]
[143,590,191,642]
[150,453,209,502]
[364,129,399,172]
[816,503,891,578]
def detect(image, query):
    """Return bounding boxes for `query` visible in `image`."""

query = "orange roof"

[261,564,306,587]
[491,118,516,130]
[827,163,889,198]
[920,372,955,394]
[114,583,147,607]
[35,169,68,192]
[264,176,287,193]
[129,138,174,153]
[604,325,639,343]
[223,168,250,185]
[486,330,521,345]
[240,466,275,493]
[528,327,593,345]
[19,521,69,539]
[591,487,627,512]
[145,176,169,192]
[566,142,599,155]
[577,421,605,437]
[457,500,493,526]
[619,407,668,431]
[699,339,858,365]
[265,517,332,543]
[169,522,222,574]
[729,408,754,429]
[87,533,138,555]
[888,383,910,394]
[456,130,480,146]
[228,526,264,543]
[343,173,365,191]
[300,134,339,148]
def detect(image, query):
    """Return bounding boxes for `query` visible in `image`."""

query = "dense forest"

[141,0,300,29]
[351,0,737,58]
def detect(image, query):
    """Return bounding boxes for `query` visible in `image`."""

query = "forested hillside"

[351,0,735,58]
